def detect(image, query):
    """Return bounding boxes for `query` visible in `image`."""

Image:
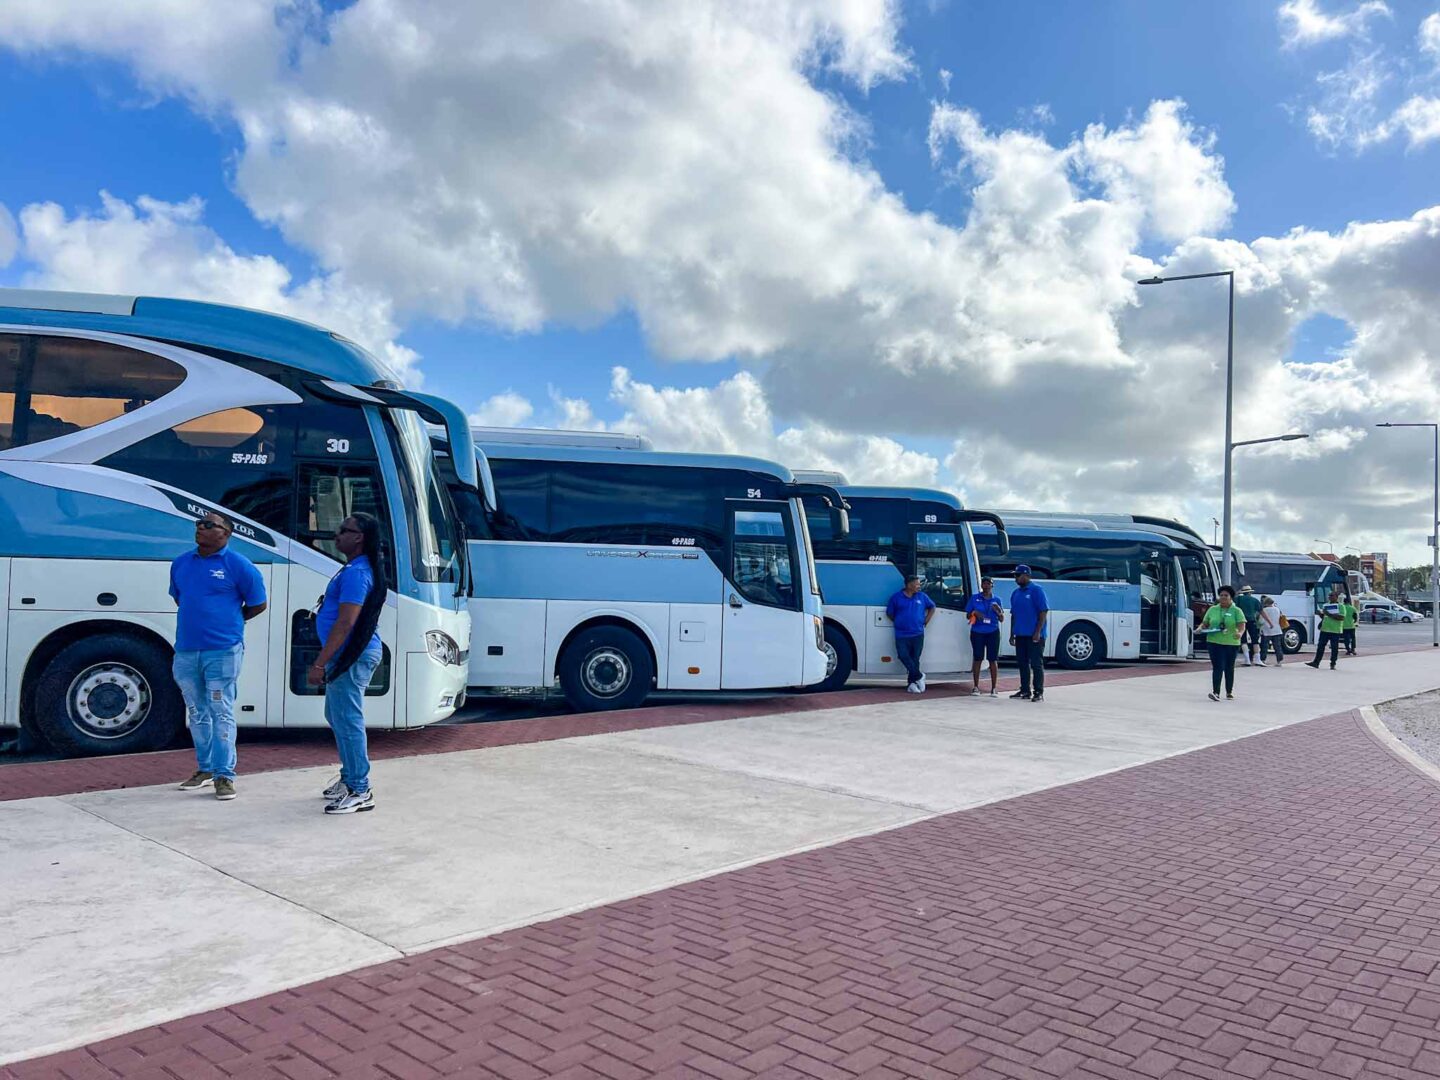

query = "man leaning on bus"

[171,511,267,801]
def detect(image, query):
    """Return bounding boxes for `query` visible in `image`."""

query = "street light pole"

[1375,421,1440,647]
[1138,270,1237,583]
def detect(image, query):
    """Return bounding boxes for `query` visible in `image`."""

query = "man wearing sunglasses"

[171,511,268,800]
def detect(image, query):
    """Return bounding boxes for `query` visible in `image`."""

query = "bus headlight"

[813,616,824,651]
[425,629,460,666]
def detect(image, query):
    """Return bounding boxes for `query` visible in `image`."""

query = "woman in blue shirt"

[308,512,387,814]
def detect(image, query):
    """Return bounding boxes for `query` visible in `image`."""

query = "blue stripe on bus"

[988,578,1139,613]
[0,472,282,564]
[817,561,906,606]
[469,541,724,603]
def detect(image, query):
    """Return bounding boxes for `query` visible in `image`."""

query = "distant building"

[1361,552,1387,587]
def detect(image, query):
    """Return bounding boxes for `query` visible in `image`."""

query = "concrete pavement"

[4,648,1440,1066]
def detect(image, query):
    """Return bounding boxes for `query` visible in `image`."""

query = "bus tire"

[558,626,654,713]
[1282,624,1306,654]
[1056,622,1104,670]
[811,623,854,693]
[32,633,185,758]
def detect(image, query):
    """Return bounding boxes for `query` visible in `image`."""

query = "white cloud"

[1278,0,1391,48]
[8,192,419,384]
[5,2,1440,560]
[468,391,534,428]
[1387,95,1440,146]
[1419,11,1440,57]
[0,204,17,268]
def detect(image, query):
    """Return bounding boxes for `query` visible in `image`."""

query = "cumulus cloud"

[468,391,534,428]
[1423,12,1440,57]
[8,192,418,383]
[0,204,17,269]
[4,1,1440,560]
[1278,0,1391,48]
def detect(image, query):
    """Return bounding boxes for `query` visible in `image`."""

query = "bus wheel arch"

[555,617,657,713]
[24,621,185,757]
[811,620,856,693]
[1055,621,1106,670]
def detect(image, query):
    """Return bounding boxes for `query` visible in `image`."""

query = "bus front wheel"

[1056,623,1104,670]
[1282,625,1306,654]
[811,623,854,693]
[558,626,654,713]
[32,634,185,757]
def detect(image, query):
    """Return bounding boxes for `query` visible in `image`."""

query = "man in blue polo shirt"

[170,511,268,800]
[1007,565,1049,702]
[886,573,936,693]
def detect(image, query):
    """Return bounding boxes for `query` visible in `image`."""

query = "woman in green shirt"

[1200,585,1247,701]
[1342,595,1358,655]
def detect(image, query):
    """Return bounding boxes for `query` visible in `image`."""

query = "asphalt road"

[2,621,1430,767]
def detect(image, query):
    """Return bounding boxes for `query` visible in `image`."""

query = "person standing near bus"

[1235,585,1262,666]
[1200,585,1245,700]
[965,576,1004,697]
[172,511,268,801]
[886,574,935,693]
[1008,565,1049,702]
[309,513,387,814]
[1307,587,1345,670]
[1258,595,1285,666]
[1342,593,1359,655]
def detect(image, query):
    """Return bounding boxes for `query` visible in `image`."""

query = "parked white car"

[1361,600,1424,623]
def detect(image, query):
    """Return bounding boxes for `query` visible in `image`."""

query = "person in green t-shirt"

[1200,585,1247,700]
[1308,587,1345,669]
[1341,595,1358,655]
[1235,585,1263,666]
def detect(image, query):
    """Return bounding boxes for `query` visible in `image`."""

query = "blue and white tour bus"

[791,473,1008,691]
[972,515,1217,667]
[438,429,848,711]
[1,289,475,756]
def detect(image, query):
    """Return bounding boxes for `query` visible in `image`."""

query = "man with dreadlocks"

[309,512,388,814]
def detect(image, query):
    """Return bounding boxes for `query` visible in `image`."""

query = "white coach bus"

[0,289,475,756]
[1234,550,1348,653]
[437,430,848,711]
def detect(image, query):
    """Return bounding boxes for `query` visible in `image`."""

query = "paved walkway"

[5,649,1440,1077]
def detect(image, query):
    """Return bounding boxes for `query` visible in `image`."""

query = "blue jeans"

[325,644,382,794]
[895,634,924,685]
[173,644,244,780]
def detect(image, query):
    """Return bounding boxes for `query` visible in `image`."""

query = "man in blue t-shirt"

[965,576,1005,697]
[1007,565,1050,702]
[885,574,936,693]
[170,511,267,800]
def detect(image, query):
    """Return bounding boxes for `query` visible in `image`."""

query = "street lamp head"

[1136,276,1165,286]
[1280,433,1309,442]
[1376,422,1393,428]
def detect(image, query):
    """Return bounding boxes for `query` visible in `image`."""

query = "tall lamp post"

[1375,421,1440,647]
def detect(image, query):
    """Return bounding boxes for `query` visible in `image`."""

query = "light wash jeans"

[324,643,383,794]
[173,644,244,781]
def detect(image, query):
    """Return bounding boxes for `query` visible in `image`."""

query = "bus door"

[721,502,805,688]
[912,527,971,671]
[1137,551,1177,657]
[285,459,398,726]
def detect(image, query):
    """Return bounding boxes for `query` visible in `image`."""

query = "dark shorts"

[971,631,1000,663]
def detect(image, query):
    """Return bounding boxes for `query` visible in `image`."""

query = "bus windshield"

[384,409,462,584]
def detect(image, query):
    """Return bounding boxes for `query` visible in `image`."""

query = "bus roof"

[478,440,799,482]
[975,521,1187,549]
[0,288,394,387]
[1235,550,1327,563]
[473,426,654,450]
[997,509,1208,547]
[837,485,965,510]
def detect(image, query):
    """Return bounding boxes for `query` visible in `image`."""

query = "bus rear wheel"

[1282,625,1306,654]
[1056,622,1104,670]
[32,634,185,757]
[558,626,654,713]
[811,623,854,693]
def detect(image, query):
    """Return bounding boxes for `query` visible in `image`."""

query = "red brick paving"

[0,657,1211,803]
[9,705,1440,1079]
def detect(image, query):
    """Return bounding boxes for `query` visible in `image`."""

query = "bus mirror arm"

[958,510,1010,556]
[787,482,851,540]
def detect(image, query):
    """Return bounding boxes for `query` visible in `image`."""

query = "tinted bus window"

[732,509,797,609]
[916,529,968,609]
[489,459,551,540]
[549,462,725,549]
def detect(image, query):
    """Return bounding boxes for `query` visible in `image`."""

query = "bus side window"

[295,462,392,577]
[915,530,968,608]
[732,509,797,609]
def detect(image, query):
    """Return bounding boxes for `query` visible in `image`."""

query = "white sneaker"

[321,775,347,800]
[906,683,920,694]
[1242,656,1252,666]
[989,688,998,697]
[916,675,927,693]
[324,788,375,815]
[969,686,980,696]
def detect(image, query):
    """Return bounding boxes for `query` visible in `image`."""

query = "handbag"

[1279,614,1289,629]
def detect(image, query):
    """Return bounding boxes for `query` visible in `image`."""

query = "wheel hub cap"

[1067,635,1093,660]
[823,641,837,678]
[68,663,151,739]
[582,648,631,698]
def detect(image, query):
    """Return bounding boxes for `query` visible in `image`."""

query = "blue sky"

[2,0,1438,563]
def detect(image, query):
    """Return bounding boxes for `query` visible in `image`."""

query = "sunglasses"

[336,525,362,536]
[195,520,230,532]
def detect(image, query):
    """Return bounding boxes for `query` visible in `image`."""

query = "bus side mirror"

[830,506,850,540]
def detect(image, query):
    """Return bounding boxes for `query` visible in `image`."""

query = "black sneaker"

[178,770,214,791]
[1030,693,1044,703]
[1305,661,1320,668]
[1010,690,1031,700]
[1207,692,1220,702]
[321,775,347,800]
